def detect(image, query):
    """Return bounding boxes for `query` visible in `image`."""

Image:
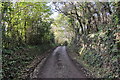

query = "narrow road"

[33,46,87,78]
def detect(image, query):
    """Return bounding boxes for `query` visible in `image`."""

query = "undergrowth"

[2,44,56,80]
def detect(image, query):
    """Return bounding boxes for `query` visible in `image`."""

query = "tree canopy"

[51,2,120,78]
[1,1,120,79]
[2,2,55,50]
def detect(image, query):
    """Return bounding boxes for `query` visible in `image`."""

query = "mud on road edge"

[66,47,95,78]
[21,47,57,79]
